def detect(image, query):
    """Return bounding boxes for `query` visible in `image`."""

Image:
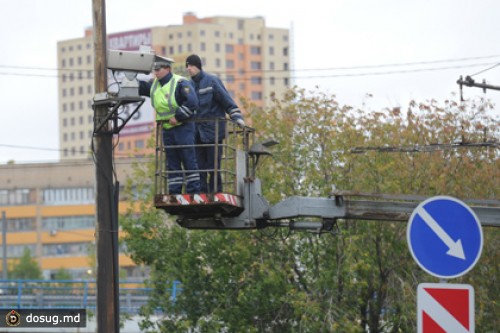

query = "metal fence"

[0,279,181,314]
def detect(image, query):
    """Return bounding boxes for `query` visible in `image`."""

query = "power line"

[1,54,500,73]
[1,55,500,79]
[350,141,499,154]
[1,61,499,81]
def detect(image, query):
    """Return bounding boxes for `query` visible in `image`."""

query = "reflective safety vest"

[150,74,185,130]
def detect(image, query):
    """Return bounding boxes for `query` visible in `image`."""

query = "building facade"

[57,12,291,160]
[0,159,144,279]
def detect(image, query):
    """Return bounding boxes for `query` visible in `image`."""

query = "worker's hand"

[236,118,245,128]
[169,117,178,125]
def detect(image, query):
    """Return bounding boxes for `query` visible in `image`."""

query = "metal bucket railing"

[155,118,254,197]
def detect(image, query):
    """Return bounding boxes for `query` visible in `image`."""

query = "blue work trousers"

[163,123,200,194]
[196,137,223,193]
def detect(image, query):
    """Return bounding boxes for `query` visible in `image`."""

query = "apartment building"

[0,159,144,279]
[57,12,291,161]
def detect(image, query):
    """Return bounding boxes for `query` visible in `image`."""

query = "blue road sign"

[407,196,483,279]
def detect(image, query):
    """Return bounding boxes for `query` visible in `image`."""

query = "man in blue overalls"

[185,54,245,193]
[139,56,200,194]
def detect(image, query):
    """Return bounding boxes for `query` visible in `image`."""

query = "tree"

[121,87,499,332]
[9,247,43,280]
[52,267,72,280]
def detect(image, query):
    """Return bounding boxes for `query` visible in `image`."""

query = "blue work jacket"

[190,70,243,143]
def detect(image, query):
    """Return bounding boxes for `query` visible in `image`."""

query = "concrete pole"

[2,211,7,279]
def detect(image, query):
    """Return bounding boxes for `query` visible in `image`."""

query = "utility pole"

[2,211,7,280]
[92,0,118,332]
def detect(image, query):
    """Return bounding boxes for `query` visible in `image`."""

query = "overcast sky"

[1,0,499,163]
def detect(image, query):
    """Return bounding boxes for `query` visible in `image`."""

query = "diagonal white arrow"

[416,207,466,260]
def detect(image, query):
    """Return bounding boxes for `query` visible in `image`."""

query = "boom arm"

[176,187,500,230]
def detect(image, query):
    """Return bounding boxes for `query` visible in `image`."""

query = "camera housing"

[107,49,155,74]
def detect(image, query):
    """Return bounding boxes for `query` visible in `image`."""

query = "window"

[43,187,95,205]
[250,61,262,70]
[215,58,221,67]
[250,46,261,55]
[135,140,145,149]
[215,31,220,37]
[177,45,183,53]
[5,218,35,232]
[283,47,288,56]
[226,60,235,69]
[200,42,206,51]
[42,215,95,231]
[177,32,182,39]
[226,44,234,53]
[6,244,36,258]
[43,242,90,257]
[200,30,206,36]
[269,46,274,55]
[0,189,32,205]
[227,75,235,83]
[251,76,262,85]
[215,43,220,52]
[251,91,263,100]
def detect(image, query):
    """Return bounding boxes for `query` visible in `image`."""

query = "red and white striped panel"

[162,193,241,207]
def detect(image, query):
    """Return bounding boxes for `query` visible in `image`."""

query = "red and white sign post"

[417,283,474,333]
